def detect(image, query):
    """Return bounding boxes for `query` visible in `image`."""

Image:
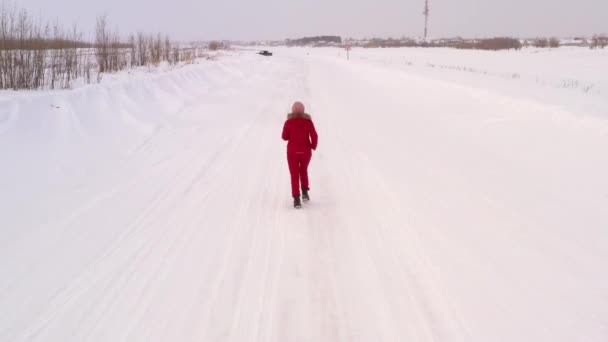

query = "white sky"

[14,0,608,41]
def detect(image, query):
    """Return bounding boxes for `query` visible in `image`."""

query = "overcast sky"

[15,0,608,41]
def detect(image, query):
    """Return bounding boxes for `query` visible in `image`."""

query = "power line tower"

[423,0,430,39]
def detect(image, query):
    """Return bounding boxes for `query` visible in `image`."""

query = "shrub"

[533,38,548,48]
[454,37,521,51]
[590,35,608,49]
[454,41,476,49]
[208,41,223,50]
[476,37,522,50]
[549,38,560,48]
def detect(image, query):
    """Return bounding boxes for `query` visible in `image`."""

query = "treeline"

[0,4,212,90]
[525,38,560,48]
[359,35,608,50]
[0,6,93,90]
[590,35,607,49]
[361,37,567,51]
[455,38,523,50]
[361,37,524,50]
[286,36,342,46]
[94,15,207,74]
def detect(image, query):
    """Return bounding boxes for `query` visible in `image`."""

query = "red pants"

[287,151,312,197]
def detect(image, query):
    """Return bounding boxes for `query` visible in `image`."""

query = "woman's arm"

[310,121,318,150]
[282,121,290,141]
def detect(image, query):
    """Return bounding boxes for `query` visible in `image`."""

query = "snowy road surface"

[1,47,607,341]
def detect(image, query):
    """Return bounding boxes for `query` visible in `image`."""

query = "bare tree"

[95,15,109,73]
[549,37,560,48]
[136,31,147,66]
[128,34,136,67]
[208,41,222,50]
[164,35,171,63]
[533,38,548,48]
[590,35,607,49]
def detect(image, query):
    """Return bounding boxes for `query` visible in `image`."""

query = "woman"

[282,101,318,209]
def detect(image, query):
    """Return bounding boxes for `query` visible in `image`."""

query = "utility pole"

[423,0,430,40]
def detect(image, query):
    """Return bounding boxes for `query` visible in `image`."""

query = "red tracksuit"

[282,113,318,197]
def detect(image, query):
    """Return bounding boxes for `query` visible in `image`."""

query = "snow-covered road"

[1,47,607,341]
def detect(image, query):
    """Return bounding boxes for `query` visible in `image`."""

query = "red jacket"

[282,113,318,153]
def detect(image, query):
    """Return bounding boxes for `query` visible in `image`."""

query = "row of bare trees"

[94,15,128,74]
[527,38,560,48]
[1,4,212,90]
[125,32,209,68]
[0,6,92,89]
[590,35,607,49]
[454,37,560,50]
[453,37,522,50]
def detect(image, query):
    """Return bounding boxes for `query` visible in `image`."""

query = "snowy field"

[1,46,607,341]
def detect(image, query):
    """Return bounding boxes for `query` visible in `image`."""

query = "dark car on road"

[258,50,273,56]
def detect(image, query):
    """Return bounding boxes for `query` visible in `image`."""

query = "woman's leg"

[299,151,312,191]
[287,152,301,197]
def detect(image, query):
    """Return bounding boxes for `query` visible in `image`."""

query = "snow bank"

[0,52,251,236]
[298,46,608,118]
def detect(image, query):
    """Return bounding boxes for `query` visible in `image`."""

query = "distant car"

[258,50,273,56]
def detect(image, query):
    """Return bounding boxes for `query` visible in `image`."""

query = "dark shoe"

[293,196,302,209]
[302,188,310,201]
